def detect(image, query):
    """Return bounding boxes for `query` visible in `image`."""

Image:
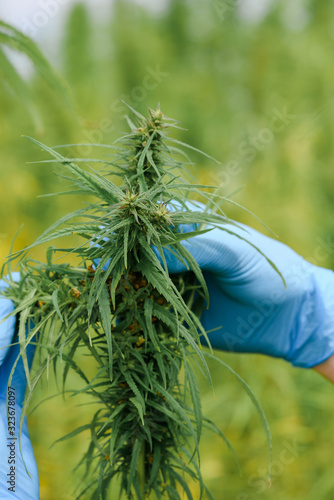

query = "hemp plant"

[2,105,275,499]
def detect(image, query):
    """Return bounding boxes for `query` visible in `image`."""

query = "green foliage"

[0,21,74,129]
[2,2,334,499]
[63,3,95,108]
[2,106,274,499]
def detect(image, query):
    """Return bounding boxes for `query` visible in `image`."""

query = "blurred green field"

[1,1,334,499]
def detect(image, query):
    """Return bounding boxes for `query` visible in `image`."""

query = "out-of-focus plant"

[1,105,275,499]
[0,21,74,129]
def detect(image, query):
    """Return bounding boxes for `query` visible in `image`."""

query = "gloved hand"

[160,202,334,369]
[0,273,39,499]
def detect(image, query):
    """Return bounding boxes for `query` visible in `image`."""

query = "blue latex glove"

[0,274,39,499]
[159,202,334,368]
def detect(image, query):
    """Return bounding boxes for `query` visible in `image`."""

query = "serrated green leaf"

[124,372,145,414]
[143,299,161,353]
[50,424,91,447]
[98,284,113,378]
[127,437,143,495]
[155,383,199,461]
[146,442,161,490]
[129,397,145,426]
[186,362,202,443]
[52,289,63,322]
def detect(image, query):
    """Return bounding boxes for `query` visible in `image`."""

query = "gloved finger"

[153,198,252,275]
[0,282,39,497]
[198,270,298,360]
[156,215,309,300]
[152,220,265,278]
[201,265,334,369]
[0,272,21,367]
[0,320,36,406]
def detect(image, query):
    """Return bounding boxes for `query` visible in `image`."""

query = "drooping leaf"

[98,284,113,377]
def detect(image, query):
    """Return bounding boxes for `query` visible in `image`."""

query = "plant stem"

[138,441,146,498]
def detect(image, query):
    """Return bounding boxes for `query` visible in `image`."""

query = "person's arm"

[313,354,334,382]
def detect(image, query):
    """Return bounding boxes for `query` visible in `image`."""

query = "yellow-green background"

[1,1,334,499]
